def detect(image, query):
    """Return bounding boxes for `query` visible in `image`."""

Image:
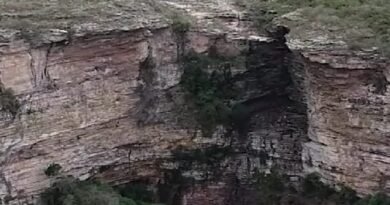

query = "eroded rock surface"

[275,7,390,195]
[302,50,390,195]
[0,0,388,204]
[0,1,307,204]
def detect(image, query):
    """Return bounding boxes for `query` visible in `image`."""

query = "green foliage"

[44,163,62,177]
[255,170,286,205]
[356,193,390,205]
[300,173,390,205]
[180,53,237,136]
[301,173,336,199]
[254,171,390,205]
[40,178,159,205]
[119,198,137,205]
[334,185,359,205]
[0,87,20,117]
[146,1,191,35]
[241,0,390,55]
[171,13,191,34]
[300,173,359,204]
[116,184,154,204]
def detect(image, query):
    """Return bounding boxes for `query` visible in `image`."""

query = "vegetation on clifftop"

[240,0,390,55]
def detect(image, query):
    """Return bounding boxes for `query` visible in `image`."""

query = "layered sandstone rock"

[301,50,390,195]
[0,1,306,204]
[0,0,388,204]
[277,9,390,195]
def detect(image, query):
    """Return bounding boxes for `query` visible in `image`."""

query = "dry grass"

[0,0,110,28]
[0,0,167,42]
[239,0,390,55]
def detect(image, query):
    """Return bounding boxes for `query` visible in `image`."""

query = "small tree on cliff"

[0,86,20,117]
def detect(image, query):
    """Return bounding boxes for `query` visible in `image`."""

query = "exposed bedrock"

[0,25,307,204]
[301,50,390,195]
[0,0,389,204]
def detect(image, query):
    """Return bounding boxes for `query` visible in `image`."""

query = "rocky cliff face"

[0,0,389,204]
[278,9,390,195]
[0,1,306,204]
[301,50,390,195]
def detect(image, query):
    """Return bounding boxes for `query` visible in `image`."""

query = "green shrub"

[146,1,191,35]
[255,170,286,205]
[335,185,359,205]
[356,193,390,205]
[253,170,390,205]
[180,53,237,136]
[171,13,191,34]
[116,184,154,203]
[0,87,20,117]
[301,173,336,199]
[300,173,390,204]
[119,198,137,205]
[40,178,158,205]
[44,163,62,177]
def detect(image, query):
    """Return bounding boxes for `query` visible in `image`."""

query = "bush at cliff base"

[40,177,162,205]
[256,172,390,205]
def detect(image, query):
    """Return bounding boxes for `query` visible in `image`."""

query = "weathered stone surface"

[0,0,389,204]
[181,180,258,205]
[276,6,390,196]
[0,1,306,204]
[301,50,390,195]
[0,29,163,202]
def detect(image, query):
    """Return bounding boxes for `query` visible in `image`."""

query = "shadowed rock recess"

[0,0,389,205]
